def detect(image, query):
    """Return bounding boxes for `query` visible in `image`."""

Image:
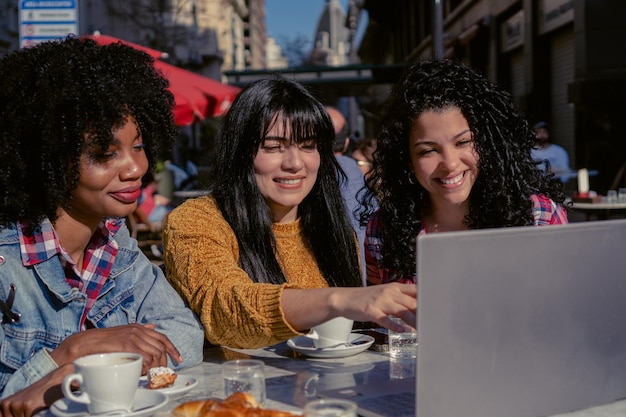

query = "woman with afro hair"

[360,59,568,285]
[0,37,203,415]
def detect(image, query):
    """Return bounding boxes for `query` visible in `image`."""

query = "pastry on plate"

[147,366,177,389]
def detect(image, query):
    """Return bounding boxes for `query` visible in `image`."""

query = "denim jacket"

[0,222,204,397]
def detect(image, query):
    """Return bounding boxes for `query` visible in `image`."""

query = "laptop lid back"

[417,219,626,417]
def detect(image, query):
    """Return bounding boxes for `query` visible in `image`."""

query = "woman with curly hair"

[163,76,416,349]
[361,59,568,285]
[0,37,203,415]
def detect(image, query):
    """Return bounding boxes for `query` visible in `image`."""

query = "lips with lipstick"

[110,187,142,203]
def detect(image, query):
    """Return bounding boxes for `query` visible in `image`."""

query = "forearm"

[1,349,59,398]
[281,287,341,330]
[282,284,418,333]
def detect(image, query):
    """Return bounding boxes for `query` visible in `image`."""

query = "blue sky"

[265,0,368,62]
[265,1,331,42]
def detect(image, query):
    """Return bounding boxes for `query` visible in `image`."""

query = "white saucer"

[287,333,375,359]
[50,390,167,417]
[138,374,198,396]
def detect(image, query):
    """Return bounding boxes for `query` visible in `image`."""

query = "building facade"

[351,0,626,193]
[0,0,267,79]
[309,0,351,67]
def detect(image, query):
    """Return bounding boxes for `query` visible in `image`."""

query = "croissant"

[171,399,220,417]
[171,392,298,417]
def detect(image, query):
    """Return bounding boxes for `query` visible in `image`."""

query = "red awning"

[154,60,241,123]
[86,34,240,126]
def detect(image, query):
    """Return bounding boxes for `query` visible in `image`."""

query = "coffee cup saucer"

[287,333,375,359]
[49,390,167,417]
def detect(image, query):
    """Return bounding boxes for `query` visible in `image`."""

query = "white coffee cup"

[305,317,354,349]
[62,352,142,414]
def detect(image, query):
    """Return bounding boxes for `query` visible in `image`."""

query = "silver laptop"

[417,219,626,417]
[320,219,626,417]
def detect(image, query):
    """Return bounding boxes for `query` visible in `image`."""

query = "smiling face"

[254,115,321,223]
[68,117,148,228]
[408,107,479,211]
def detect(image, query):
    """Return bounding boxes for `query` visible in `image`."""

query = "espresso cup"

[62,352,142,414]
[305,317,354,349]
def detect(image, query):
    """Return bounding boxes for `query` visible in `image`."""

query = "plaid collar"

[18,217,121,327]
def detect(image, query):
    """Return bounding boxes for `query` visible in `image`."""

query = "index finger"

[141,324,183,365]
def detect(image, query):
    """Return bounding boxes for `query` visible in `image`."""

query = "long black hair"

[361,59,566,280]
[211,76,361,287]
[0,36,177,228]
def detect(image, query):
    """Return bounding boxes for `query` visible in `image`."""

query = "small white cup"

[388,316,417,359]
[305,317,354,349]
[303,398,358,417]
[222,359,266,405]
[62,352,142,415]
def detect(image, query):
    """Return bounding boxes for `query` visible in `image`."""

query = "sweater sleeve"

[162,197,301,349]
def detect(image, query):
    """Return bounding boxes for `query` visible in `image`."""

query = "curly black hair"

[0,36,178,228]
[360,59,566,280]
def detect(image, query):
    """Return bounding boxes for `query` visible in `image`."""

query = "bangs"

[263,110,325,145]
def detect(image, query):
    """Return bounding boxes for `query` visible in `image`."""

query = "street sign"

[19,0,78,49]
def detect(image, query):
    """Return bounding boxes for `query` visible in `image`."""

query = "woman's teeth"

[440,173,463,185]
[276,179,301,184]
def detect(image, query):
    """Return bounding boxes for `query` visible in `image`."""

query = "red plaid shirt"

[18,218,121,328]
[365,194,568,285]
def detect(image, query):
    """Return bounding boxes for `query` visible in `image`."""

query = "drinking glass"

[607,190,618,203]
[222,359,266,405]
[388,316,417,359]
[618,188,626,203]
[389,356,416,379]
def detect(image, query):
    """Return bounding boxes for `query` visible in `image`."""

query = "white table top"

[568,197,626,210]
[37,341,626,416]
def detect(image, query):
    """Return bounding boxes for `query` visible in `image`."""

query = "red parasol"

[86,33,240,126]
[153,60,241,122]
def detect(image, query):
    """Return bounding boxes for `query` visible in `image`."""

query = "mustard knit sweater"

[162,196,331,349]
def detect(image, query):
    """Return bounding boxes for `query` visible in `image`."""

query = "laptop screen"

[417,219,626,417]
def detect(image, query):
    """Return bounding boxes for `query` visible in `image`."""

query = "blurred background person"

[531,121,571,183]
[327,106,369,283]
[351,137,377,179]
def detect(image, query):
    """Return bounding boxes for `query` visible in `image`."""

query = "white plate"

[50,390,167,417]
[138,374,198,396]
[287,333,375,359]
